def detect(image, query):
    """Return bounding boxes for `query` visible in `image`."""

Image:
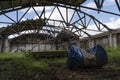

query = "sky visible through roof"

[0,0,120,38]
[82,0,120,29]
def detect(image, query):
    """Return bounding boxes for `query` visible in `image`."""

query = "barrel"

[67,45,108,69]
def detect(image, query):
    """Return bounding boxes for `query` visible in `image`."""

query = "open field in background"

[0,46,120,80]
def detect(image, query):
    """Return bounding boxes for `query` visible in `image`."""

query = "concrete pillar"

[0,40,2,52]
[89,39,91,48]
[38,42,40,51]
[89,38,94,48]
[113,34,117,47]
[56,43,59,50]
[108,33,118,47]
[91,39,94,47]
[2,35,10,52]
[109,33,113,47]
[76,41,80,48]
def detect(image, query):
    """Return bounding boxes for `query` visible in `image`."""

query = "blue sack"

[67,45,84,69]
[67,45,108,69]
[88,45,108,66]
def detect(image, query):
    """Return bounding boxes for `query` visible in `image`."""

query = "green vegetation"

[0,52,26,59]
[106,45,120,63]
[103,46,120,71]
[0,52,67,79]
[0,46,120,79]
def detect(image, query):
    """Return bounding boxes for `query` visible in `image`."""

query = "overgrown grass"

[0,47,119,79]
[0,52,27,59]
[106,45,120,63]
[0,52,67,79]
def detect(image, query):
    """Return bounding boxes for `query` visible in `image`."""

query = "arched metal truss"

[0,0,120,52]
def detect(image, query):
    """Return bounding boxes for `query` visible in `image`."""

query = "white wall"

[10,43,56,52]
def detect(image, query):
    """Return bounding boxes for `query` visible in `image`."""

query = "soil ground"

[0,57,120,80]
[34,60,120,80]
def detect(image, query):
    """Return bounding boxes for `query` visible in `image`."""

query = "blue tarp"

[88,45,108,66]
[67,45,108,69]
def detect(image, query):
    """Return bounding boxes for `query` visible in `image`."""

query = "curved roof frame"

[0,0,120,39]
[0,0,120,51]
[0,6,112,38]
[0,0,86,15]
[0,0,120,17]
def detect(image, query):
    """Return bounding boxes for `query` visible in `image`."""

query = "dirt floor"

[34,62,120,80]
[54,68,120,80]
[0,57,120,80]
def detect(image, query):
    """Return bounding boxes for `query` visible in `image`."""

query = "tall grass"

[0,52,27,59]
[106,45,120,63]
[0,52,67,79]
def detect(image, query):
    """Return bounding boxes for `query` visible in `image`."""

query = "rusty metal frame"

[0,0,120,51]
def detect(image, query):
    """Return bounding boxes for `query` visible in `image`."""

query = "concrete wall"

[79,31,120,49]
[10,43,56,52]
[1,30,120,52]
[10,31,120,52]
